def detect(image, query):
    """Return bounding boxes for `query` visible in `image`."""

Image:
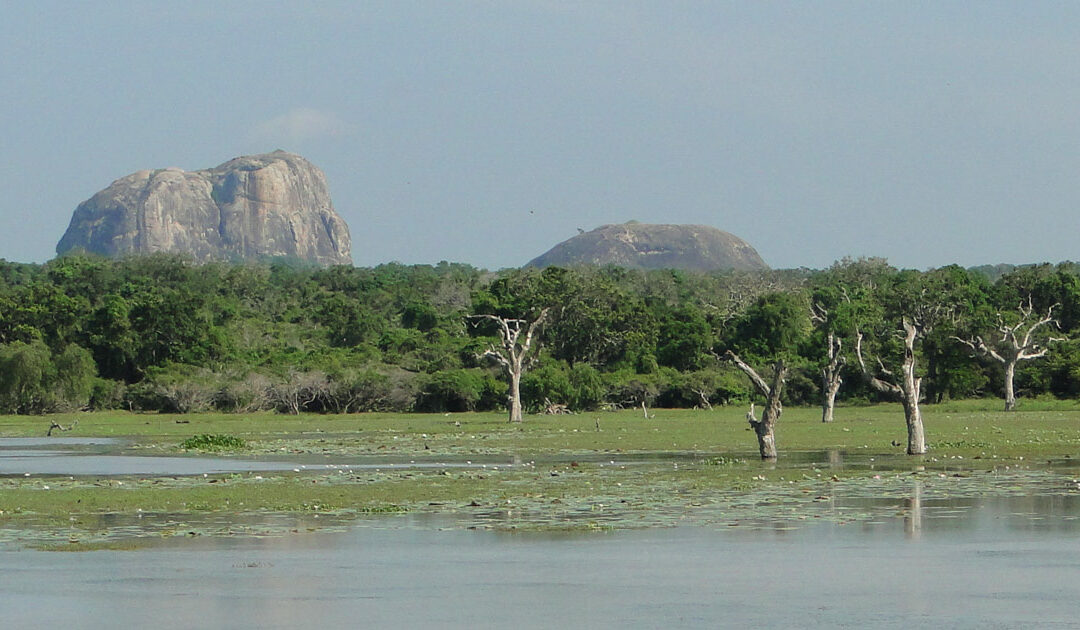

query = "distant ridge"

[527,222,768,271]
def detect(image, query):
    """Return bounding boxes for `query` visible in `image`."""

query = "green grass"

[4,400,1080,464]
[3,398,1079,454]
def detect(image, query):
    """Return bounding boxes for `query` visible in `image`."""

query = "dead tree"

[542,398,572,415]
[724,350,787,459]
[692,388,713,410]
[855,320,926,455]
[953,298,1065,411]
[47,419,78,437]
[820,332,845,423]
[471,308,550,423]
[810,302,845,423]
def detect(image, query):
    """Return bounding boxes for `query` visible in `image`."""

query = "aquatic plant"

[179,434,246,451]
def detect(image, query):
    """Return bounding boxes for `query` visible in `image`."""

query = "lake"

[2,492,1079,629]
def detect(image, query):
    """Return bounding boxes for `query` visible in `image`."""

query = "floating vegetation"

[179,434,247,451]
[1,464,1079,547]
[932,439,993,449]
[702,456,747,467]
[3,406,1080,547]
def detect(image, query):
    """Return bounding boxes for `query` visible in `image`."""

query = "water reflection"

[0,437,124,447]
[0,438,728,477]
[905,481,921,538]
[4,506,1080,629]
[0,438,960,478]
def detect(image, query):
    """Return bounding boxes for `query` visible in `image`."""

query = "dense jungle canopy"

[1,254,1078,416]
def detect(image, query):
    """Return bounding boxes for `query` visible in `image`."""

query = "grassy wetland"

[3,400,1080,549]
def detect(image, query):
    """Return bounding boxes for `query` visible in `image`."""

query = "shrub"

[416,369,499,412]
[214,373,273,413]
[521,361,606,412]
[567,363,606,410]
[401,301,439,331]
[0,341,99,414]
[127,364,217,413]
[0,340,53,413]
[603,370,661,410]
[335,368,424,412]
[89,378,127,410]
[51,344,98,411]
[521,362,573,411]
[269,370,331,414]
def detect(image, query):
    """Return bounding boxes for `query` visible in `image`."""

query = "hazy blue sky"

[3,1,1079,270]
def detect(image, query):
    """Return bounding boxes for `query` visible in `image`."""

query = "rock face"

[57,151,352,266]
[527,222,768,271]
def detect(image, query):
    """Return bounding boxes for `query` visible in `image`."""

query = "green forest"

[1,254,1078,417]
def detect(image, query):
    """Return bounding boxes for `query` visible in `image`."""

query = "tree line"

[0,254,1077,423]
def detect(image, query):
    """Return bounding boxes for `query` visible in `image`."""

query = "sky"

[3,1,1080,271]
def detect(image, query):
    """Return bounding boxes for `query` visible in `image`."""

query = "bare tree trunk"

[725,351,786,460]
[901,389,925,455]
[754,376,784,459]
[1003,360,1017,412]
[856,320,926,455]
[820,332,844,423]
[900,324,926,455]
[822,379,841,423]
[509,369,523,423]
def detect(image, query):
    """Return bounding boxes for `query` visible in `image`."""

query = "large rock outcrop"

[527,222,768,271]
[57,151,352,266]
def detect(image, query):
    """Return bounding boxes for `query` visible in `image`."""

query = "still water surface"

[2,438,1078,628]
[2,497,1080,629]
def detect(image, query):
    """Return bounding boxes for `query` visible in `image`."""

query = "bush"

[214,373,273,413]
[521,361,606,412]
[326,368,423,413]
[0,340,53,413]
[567,363,605,410]
[416,369,500,412]
[401,301,439,331]
[656,370,717,408]
[0,341,99,414]
[781,368,818,406]
[126,363,218,413]
[268,370,331,414]
[521,362,573,411]
[712,367,752,405]
[89,378,127,410]
[52,344,97,411]
[603,370,661,410]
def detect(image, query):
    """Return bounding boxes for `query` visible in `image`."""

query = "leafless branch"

[855,329,903,396]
